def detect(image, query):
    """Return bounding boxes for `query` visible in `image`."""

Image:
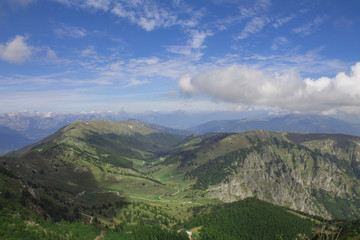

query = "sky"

[0,0,360,117]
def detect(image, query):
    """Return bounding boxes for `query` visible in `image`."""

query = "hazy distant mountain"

[0,111,131,152]
[0,110,261,136]
[0,111,131,139]
[1,111,360,153]
[0,111,195,152]
[128,119,193,136]
[0,126,33,154]
[190,114,360,135]
[0,110,244,152]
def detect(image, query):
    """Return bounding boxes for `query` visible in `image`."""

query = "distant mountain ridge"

[191,114,360,135]
[0,111,191,153]
[128,119,192,136]
[1,111,360,153]
[0,126,33,152]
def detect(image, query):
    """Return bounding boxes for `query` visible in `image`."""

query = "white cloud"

[124,78,149,88]
[46,47,57,59]
[0,35,32,64]
[272,15,295,28]
[178,62,360,114]
[54,24,87,38]
[54,0,111,11]
[56,0,202,32]
[189,30,213,49]
[166,30,212,60]
[292,15,327,36]
[82,0,111,11]
[81,46,96,57]
[271,37,288,51]
[237,16,270,40]
[111,1,178,31]
[178,74,197,96]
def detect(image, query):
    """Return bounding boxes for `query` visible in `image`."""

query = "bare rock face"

[203,138,360,219]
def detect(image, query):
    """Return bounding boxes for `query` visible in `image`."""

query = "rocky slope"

[173,131,360,219]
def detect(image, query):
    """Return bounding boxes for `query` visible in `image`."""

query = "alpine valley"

[2,119,360,239]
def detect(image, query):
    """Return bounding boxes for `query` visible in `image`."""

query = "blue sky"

[1,0,360,116]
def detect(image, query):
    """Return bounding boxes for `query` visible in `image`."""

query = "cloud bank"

[179,62,360,114]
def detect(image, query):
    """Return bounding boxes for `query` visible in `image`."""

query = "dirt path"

[80,212,94,224]
[109,190,200,205]
[172,188,180,196]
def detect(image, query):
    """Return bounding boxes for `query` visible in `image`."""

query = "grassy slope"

[1,120,201,231]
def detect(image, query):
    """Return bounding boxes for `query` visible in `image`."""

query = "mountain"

[2,111,360,153]
[0,111,132,152]
[0,111,193,152]
[190,114,360,135]
[128,119,193,136]
[0,126,33,153]
[4,120,185,190]
[162,130,360,219]
[4,119,360,220]
[0,120,187,234]
[2,119,360,238]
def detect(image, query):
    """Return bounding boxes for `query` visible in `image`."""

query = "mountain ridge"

[161,129,360,219]
[190,114,360,136]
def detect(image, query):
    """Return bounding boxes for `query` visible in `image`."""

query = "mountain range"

[2,118,360,238]
[190,114,360,135]
[1,111,360,154]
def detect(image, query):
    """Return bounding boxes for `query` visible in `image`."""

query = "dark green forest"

[183,198,314,240]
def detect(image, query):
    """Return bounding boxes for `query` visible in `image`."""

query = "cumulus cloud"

[0,35,32,64]
[178,62,360,113]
